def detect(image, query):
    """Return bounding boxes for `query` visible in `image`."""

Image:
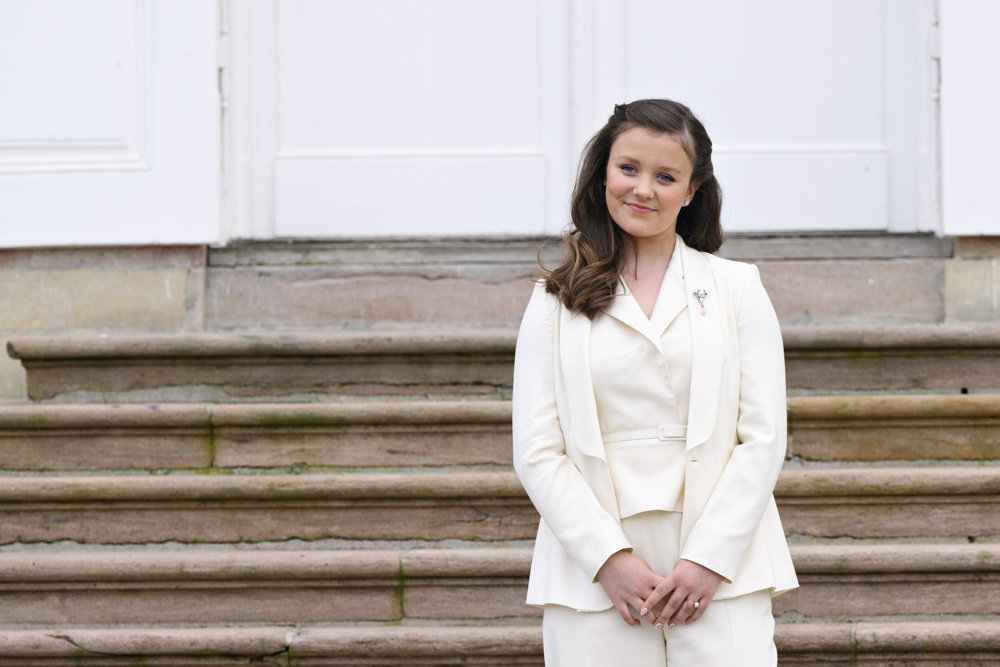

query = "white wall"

[229,0,939,239]
[4,0,996,247]
[940,0,1000,236]
[0,0,219,248]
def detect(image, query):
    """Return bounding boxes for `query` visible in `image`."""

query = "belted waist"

[602,425,687,443]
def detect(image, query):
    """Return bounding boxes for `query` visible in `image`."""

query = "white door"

[228,0,937,239]
[570,0,938,233]
[0,0,219,247]
[227,0,572,239]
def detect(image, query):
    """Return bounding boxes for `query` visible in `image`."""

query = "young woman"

[512,99,797,666]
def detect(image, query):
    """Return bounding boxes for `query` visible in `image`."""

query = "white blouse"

[590,239,693,518]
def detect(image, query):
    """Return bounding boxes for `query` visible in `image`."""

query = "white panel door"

[0,0,219,247]
[571,0,937,233]
[231,0,571,238]
[230,0,936,238]
[939,0,1000,235]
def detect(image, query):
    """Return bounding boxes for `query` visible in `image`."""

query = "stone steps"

[788,393,1000,462]
[0,401,513,470]
[9,323,1000,402]
[5,331,517,403]
[0,468,998,544]
[0,545,996,625]
[5,317,1000,663]
[1,622,999,666]
[1,394,998,472]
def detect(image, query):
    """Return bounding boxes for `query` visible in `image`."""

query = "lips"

[625,202,655,213]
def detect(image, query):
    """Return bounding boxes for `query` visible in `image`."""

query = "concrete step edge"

[789,393,1000,419]
[2,468,998,501]
[0,401,511,429]
[6,330,519,360]
[0,626,294,658]
[0,548,533,581]
[0,544,996,582]
[777,467,1000,496]
[0,621,998,658]
[0,471,526,501]
[4,393,1000,426]
[9,321,1000,361]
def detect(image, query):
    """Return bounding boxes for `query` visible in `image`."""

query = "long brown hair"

[541,99,723,318]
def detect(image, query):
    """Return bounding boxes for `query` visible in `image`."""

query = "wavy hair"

[541,99,723,318]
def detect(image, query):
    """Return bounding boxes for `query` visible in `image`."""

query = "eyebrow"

[614,154,683,173]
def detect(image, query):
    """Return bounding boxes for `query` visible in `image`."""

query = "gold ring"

[691,600,700,609]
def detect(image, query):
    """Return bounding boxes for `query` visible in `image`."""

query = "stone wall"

[0,247,205,401]
[2,234,998,402]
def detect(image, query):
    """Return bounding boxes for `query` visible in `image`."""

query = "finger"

[625,593,655,626]
[640,579,675,617]
[661,590,694,628]
[640,601,662,625]
[616,601,638,626]
[636,602,662,627]
[638,599,658,624]
[669,598,700,626]
[685,599,710,625]
[653,590,687,629]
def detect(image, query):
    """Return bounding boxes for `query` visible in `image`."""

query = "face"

[604,126,696,244]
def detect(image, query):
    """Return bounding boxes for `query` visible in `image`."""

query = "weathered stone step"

[1,621,998,665]
[6,331,516,403]
[0,545,996,625]
[782,323,1000,392]
[0,548,534,625]
[0,401,513,470]
[2,394,998,472]
[779,544,1000,619]
[0,472,533,544]
[777,467,1000,539]
[1,468,998,544]
[789,393,1000,461]
[9,323,1000,402]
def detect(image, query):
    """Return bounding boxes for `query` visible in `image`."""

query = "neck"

[623,233,676,280]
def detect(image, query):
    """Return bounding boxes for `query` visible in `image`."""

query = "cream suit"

[512,236,798,617]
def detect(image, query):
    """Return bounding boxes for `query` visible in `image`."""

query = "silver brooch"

[693,289,709,316]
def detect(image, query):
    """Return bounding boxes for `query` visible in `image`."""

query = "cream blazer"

[512,236,798,610]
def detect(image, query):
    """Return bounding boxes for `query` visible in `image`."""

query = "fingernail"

[668,622,676,629]
[640,607,648,615]
[655,622,663,630]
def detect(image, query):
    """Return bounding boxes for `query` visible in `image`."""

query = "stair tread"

[9,321,1000,359]
[1,467,999,498]
[0,622,998,661]
[0,544,996,578]
[5,393,1000,422]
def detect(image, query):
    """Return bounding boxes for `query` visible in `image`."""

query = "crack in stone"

[46,632,293,664]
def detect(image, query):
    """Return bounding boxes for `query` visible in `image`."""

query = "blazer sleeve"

[512,283,633,581]
[679,263,788,581]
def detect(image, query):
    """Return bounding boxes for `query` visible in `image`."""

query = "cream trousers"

[541,511,776,666]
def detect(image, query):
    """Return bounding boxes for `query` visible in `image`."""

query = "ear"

[687,182,700,200]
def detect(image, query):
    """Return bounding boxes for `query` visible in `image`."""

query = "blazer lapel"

[558,305,607,462]
[679,239,724,452]
[607,238,686,349]
[604,283,653,342]
[649,252,687,337]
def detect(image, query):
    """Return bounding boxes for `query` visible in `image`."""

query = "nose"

[633,178,653,198]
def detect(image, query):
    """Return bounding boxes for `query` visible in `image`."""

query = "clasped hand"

[596,551,722,629]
